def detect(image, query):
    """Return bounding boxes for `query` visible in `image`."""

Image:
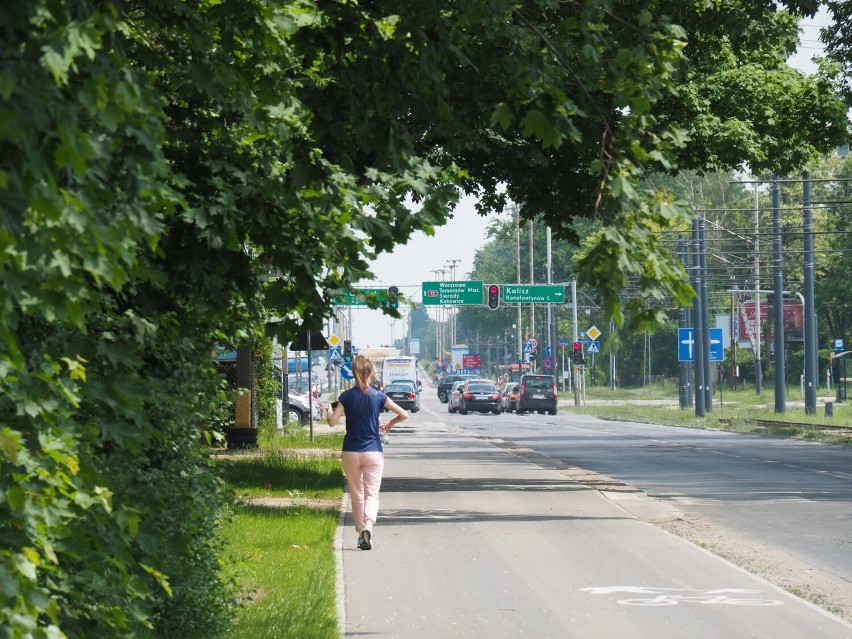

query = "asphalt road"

[338,384,852,638]
[446,401,852,584]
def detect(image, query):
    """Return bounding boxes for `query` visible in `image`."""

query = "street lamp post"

[446,259,461,346]
[431,267,447,366]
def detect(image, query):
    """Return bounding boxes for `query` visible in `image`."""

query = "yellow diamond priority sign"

[586,325,601,342]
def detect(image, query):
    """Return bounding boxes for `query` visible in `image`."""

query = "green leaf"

[6,485,25,511]
[490,102,514,129]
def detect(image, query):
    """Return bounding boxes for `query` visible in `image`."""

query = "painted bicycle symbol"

[581,587,784,607]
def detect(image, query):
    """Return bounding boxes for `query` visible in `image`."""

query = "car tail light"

[553,384,557,395]
[491,393,500,400]
[407,392,415,399]
[464,392,473,399]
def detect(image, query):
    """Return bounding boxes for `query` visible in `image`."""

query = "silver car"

[499,382,519,413]
[447,380,466,414]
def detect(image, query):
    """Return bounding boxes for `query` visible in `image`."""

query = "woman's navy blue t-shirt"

[339,386,388,452]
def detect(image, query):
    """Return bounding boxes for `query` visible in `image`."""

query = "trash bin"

[226,427,258,448]
[825,402,833,417]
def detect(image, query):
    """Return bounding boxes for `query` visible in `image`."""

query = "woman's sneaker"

[358,529,372,550]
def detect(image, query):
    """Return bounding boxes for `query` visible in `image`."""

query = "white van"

[380,356,419,390]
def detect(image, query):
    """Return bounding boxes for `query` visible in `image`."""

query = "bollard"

[825,402,833,417]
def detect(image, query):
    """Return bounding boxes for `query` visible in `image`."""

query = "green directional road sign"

[337,288,387,307]
[421,280,484,306]
[501,284,566,304]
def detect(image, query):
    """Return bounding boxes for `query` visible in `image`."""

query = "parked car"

[437,373,477,403]
[500,382,519,413]
[447,380,466,414]
[282,389,312,425]
[515,374,558,415]
[384,380,420,412]
[458,380,501,415]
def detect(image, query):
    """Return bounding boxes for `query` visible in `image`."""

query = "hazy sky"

[332,8,831,350]
[340,194,509,348]
[788,6,829,75]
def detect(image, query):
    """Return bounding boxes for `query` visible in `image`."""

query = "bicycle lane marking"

[581,586,784,607]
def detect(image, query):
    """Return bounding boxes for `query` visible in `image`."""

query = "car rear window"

[386,384,412,392]
[524,376,554,389]
[468,383,496,392]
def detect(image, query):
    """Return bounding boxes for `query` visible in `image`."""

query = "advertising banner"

[737,302,803,347]
[409,338,420,355]
[451,345,469,371]
[462,354,482,370]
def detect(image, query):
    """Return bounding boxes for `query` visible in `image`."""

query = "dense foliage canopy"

[1,1,849,636]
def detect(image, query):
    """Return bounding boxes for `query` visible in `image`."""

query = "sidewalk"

[336,419,852,638]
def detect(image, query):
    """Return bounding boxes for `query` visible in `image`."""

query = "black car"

[515,374,558,415]
[437,373,476,403]
[384,381,420,412]
[458,380,501,415]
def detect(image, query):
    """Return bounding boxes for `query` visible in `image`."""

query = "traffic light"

[572,342,585,365]
[343,340,352,363]
[487,284,500,310]
[387,285,399,310]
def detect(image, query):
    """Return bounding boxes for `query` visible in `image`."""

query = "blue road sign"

[340,362,354,381]
[587,340,600,354]
[678,328,695,361]
[329,346,342,359]
[835,338,845,352]
[709,328,724,361]
[679,327,724,362]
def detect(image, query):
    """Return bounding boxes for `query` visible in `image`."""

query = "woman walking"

[328,355,408,550]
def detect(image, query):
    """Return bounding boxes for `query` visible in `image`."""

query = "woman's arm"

[327,400,344,427]
[380,398,408,433]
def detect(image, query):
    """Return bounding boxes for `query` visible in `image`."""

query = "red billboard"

[738,302,803,344]
[462,354,482,369]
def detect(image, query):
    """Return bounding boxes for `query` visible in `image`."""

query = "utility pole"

[609,317,616,391]
[528,220,535,352]
[754,182,763,394]
[772,176,786,413]
[515,205,523,377]
[430,268,446,366]
[546,226,555,380]
[572,279,579,405]
[803,174,817,414]
[446,259,461,347]
[678,234,693,408]
[700,219,712,411]
[692,219,706,417]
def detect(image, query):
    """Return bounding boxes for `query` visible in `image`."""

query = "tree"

[811,156,852,344]
[823,0,852,104]
[2,1,848,635]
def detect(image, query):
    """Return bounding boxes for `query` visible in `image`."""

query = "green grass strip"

[219,446,344,500]
[224,503,340,639]
[216,431,344,638]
